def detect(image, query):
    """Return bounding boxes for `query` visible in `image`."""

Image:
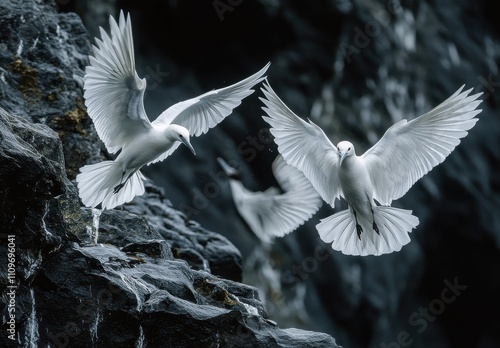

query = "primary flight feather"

[261,80,482,256]
[76,11,269,209]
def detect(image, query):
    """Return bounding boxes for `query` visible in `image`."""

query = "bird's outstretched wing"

[148,62,270,164]
[152,62,270,134]
[268,155,323,237]
[222,156,322,242]
[260,81,342,207]
[84,11,151,154]
[362,85,483,205]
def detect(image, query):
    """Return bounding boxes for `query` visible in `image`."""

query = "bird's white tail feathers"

[317,206,419,256]
[76,161,145,210]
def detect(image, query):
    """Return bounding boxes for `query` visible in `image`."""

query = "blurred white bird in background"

[217,155,322,243]
[261,80,482,256]
[76,11,270,209]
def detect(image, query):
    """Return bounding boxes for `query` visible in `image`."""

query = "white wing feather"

[153,62,270,134]
[84,11,151,154]
[230,155,322,241]
[260,81,342,207]
[362,85,483,205]
[148,62,270,164]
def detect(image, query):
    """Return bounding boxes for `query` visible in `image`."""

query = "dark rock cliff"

[0,1,339,347]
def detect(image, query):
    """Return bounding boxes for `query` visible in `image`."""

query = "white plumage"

[76,11,269,209]
[218,156,322,243]
[261,80,482,256]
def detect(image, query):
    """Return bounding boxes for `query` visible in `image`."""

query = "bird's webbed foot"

[113,170,127,194]
[114,171,135,194]
[356,224,363,240]
[113,183,125,194]
[370,206,380,235]
[353,208,363,240]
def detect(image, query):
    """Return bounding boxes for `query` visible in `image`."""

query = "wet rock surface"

[0,1,339,347]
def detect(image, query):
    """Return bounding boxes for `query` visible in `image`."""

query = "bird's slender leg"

[113,184,125,194]
[370,206,380,235]
[352,209,363,240]
[113,170,134,194]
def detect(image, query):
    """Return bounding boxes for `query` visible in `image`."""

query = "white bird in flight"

[261,80,482,256]
[76,11,269,209]
[217,156,322,243]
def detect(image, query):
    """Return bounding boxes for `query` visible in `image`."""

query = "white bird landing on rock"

[261,81,483,256]
[217,156,322,243]
[76,11,270,210]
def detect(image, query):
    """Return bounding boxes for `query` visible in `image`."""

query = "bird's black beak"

[339,152,347,166]
[217,157,240,179]
[181,138,196,155]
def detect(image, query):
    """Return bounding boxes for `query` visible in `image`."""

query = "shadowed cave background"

[3,0,500,347]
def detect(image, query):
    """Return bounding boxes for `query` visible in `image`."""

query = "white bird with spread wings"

[76,11,269,209]
[261,81,482,256]
[218,156,322,243]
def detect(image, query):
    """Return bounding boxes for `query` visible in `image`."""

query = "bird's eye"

[348,147,351,151]
[179,134,183,138]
